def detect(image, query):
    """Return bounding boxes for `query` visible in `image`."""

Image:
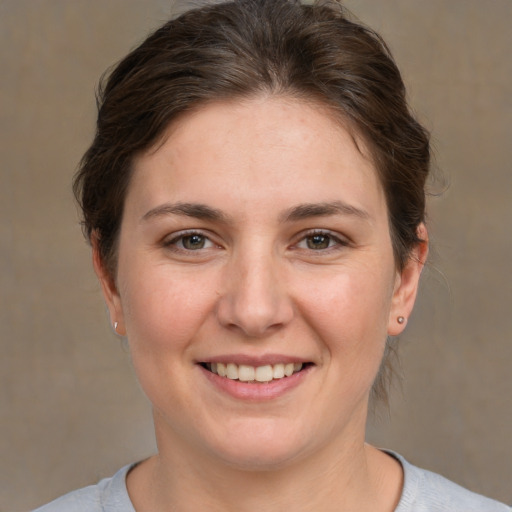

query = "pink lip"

[201,353,309,366]
[198,363,313,401]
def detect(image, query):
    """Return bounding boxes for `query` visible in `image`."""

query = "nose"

[216,248,294,338]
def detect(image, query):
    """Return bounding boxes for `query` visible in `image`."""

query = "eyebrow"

[141,202,228,223]
[141,200,369,224]
[280,201,370,223]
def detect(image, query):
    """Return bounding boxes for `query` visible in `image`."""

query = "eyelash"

[163,229,349,254]
[163,230,218,253]
[294,230,350,252]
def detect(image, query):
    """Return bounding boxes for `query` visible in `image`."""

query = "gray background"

[1,1,511,510]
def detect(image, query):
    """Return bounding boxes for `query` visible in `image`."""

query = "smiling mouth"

[201,362,310,383]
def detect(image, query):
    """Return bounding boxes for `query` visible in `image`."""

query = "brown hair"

[74,0,430,402]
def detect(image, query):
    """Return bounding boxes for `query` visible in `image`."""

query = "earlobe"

[91,233,126,336]
[387,224,428,336]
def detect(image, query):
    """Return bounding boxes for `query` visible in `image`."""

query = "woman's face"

[97,97,423,469]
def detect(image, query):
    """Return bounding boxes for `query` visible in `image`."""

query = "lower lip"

[199,365,312,401]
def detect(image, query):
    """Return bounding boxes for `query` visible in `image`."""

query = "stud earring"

[114,321,119,332]
[397,316,406,324]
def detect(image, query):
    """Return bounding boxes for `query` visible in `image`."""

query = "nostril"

[214,266,294,337]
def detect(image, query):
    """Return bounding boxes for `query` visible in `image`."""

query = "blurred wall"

[1,1,510,510]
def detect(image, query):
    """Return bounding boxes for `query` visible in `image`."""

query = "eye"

[165,231,216,251]
[305,233,332,250]
[180,234,209,250]
[295,230,347,251]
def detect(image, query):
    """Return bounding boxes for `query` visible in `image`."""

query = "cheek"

[118,263,217,355]
[117,265,220,412]
[296,265,394,346]
[301,270,394,398]
[294,262,396,391]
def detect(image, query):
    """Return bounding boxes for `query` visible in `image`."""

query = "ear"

[387,223,428,336]
[92,233,126,336]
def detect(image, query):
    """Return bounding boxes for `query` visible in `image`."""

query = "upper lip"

[198,354,312,366]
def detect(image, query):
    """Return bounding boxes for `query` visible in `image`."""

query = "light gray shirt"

[33,452,511,511]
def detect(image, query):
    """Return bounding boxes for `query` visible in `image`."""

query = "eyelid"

[293,229,351,250]
[161,228,351,252]
[162,229,221,251]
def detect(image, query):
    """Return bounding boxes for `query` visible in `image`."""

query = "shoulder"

[389,451,511,512]
[32,465,135,512]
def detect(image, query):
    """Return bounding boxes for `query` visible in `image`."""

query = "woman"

[34,0,510,511]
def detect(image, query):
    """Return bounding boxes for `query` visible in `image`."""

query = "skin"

[94,96,427,511]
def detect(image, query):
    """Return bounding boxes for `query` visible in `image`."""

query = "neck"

[127,416,402,512]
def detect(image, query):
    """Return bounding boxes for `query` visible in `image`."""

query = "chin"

[203,419,314,471]
[216,445,304,472]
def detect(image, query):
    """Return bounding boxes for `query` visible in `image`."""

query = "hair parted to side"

[74,0,430,404]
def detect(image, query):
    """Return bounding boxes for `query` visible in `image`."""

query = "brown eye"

[181,234,207,250]
[164,231,217,253]
[306,234,331,250]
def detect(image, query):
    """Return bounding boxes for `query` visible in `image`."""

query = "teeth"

[273,363,285,379]
[226,363,238,379]
[238,365,255,382]
[255,365,273,382]
[207,362,304,382]
[217,362,227,377]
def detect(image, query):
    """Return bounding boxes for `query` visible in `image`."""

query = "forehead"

[128,96,385,220]
[149,95,375,167]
